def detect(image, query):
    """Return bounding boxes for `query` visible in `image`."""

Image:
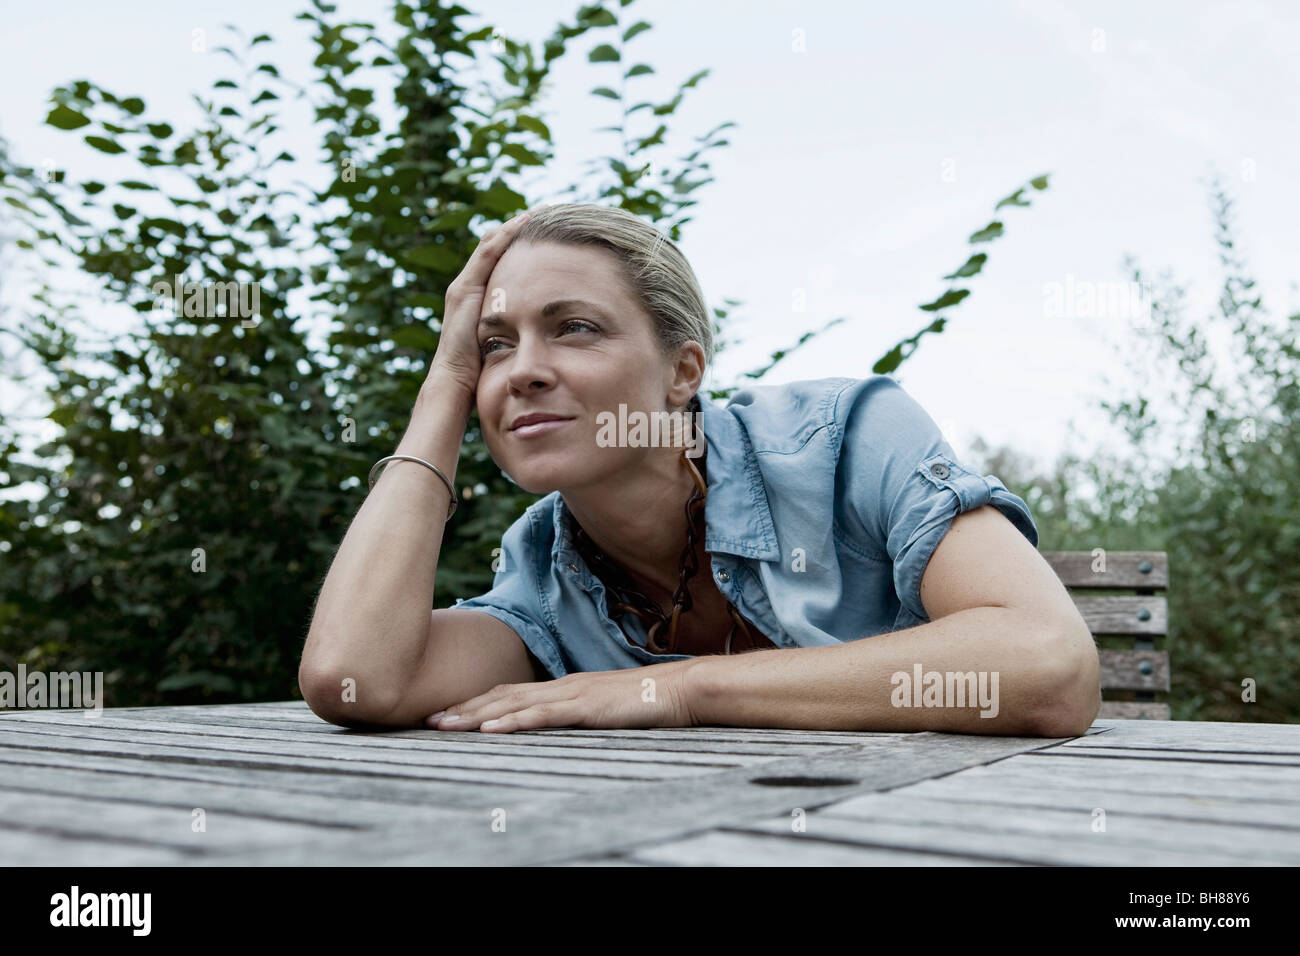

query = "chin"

[500,459,573,496]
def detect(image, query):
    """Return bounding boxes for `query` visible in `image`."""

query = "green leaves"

[969,221,1004,243]
[942,253,986,280]
[919,289,970,312]
[47,404,79,427]
[402,244,461,271]
[515,114,552,141]
[46,106,90,130]
[500,143,544,165]
[870,173,1051,374]
[475,180,527,216]
[0,0,750,713]
[390,324,440,351]
[156,670,237,694]
[84,135,125,154]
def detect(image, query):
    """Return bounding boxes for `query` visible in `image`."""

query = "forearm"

[300,375,472,714]
[687,606,1095,736]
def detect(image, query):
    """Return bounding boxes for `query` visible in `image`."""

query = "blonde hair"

[515,204,713,387]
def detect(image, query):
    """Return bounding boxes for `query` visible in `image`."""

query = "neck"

[564,445,706,599]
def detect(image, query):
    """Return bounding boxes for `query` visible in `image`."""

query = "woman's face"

[475,240,691,496]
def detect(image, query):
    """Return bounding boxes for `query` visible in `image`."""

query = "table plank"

[3,700,1295,866]
[723,808,1280,866]
[0,761,464,830]
[815,792,1300,863]
[617,830,1019,866]
[0,723,733,787]
[1066,718,1300,754]
[0,746,582,811]
[608,721,1300,867]
[0,828,193,866]
[195,731,1065,865]
[0,711,811,766]
[1038,744,1300,766]
[0,788,364,860]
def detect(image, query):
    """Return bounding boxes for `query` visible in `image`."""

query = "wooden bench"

[1041,550,1170,720]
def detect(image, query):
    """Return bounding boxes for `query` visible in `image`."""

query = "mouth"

[510,417,574,438]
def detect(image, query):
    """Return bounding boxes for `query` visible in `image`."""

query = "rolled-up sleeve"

[835,376,1039,623]
[453,511,565,678]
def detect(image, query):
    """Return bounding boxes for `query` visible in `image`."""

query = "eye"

[479,319,598,358]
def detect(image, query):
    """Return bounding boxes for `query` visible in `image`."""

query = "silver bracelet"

[367,455,459,520]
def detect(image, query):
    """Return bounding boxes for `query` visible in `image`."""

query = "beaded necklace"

[568,394,776,657]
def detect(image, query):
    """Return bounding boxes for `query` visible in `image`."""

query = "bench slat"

[1044,550,1172,720]
[1073,595,1168,635]
[1042,551,1168,589]
[1099,649,1170,692]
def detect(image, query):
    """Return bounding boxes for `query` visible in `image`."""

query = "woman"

[300,203,1100,736]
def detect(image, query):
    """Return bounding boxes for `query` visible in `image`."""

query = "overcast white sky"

[2,0,1296,481]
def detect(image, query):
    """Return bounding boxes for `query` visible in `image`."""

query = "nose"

[504,331,558,395]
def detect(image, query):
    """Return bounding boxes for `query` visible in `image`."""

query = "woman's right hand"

[427,205,545,401]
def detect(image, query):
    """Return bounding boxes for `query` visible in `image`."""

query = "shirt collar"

[550,392,781,570]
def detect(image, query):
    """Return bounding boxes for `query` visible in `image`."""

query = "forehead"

[486,241,631,303]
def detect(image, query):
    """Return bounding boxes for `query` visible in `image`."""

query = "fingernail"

[481,719,499,730]
[429,711,445,720]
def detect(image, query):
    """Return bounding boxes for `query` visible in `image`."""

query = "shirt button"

[929,462,950,480]
[716,568,729,582]
[567,563,579,573]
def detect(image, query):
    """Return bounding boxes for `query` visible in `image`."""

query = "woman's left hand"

[425,659,702,733]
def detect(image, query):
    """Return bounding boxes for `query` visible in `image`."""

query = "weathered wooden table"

[0,702,1296,865]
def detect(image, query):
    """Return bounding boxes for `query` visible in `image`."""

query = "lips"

[511,418,573,438]
[510,413,574,431]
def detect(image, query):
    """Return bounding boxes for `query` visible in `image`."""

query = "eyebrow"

[478,299,612,331]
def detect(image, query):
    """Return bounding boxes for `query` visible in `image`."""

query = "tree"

[0,0,1051,708]
[0,0,735,705]
[967,175,1300,722]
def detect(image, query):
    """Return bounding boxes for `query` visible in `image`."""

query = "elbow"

[1032,620,1101,738]
[298,660,402,729]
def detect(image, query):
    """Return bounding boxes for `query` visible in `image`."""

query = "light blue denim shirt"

[455,375,1038,679]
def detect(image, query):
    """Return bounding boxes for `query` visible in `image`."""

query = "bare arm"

[298,205,546,726]
[686,606,1086,735]
[298,374,478,723]
[689,505,1100,736]
[416,508,1097,738]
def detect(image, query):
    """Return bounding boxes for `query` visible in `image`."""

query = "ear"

[668,340,707,408]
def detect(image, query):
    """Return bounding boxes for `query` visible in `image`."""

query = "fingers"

[428,680,573,731]
[482,204,547,243]
[455,206,545,288]
[479,702,576,733]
